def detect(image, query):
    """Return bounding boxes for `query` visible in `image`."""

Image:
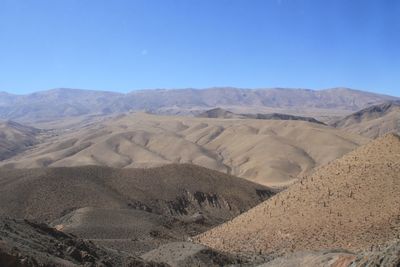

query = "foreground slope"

[0,164,273,255]
[195,133,400,254]
[333,100,400,138]
[1,113,368,186]
[0,218,165,267]
[260,240,400,267]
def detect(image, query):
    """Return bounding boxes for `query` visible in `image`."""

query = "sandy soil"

[196,133,400,255]
[0,113,368,186]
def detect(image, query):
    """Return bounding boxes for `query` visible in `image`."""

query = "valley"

[0,87,399,267]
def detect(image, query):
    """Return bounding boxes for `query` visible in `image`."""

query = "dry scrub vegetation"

[196,133,400,255]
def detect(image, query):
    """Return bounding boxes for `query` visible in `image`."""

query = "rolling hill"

[0,113,368,186]
[195,133,400,255]
[333,100,400,138]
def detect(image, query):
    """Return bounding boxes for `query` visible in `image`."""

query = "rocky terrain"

[0,164,274,256]
[0,218,167,267]
[0,87,397,123]
[0,88,399,266]
[333,100,400,138]
[0,113,368,187]
[196,133,400,255]
[260,239,400,267]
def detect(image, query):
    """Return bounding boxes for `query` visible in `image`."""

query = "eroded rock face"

[166,190,235,216]
[162,189,275,223]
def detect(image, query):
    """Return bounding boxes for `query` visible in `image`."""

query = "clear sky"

[0,0,399,96]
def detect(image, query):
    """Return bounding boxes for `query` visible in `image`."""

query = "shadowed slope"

[197,108,325,124]
[195,133,400,255]
[0,121,40,160]
[0,164,272,222]
[0,218,167,267]
[0,164,274,255]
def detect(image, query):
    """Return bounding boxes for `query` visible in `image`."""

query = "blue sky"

[0,0,399,96]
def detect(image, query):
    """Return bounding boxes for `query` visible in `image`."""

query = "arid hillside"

[0,164,271,222]
[0,164,273,255]
[195,133,400,255]
[333,100,400,138]
[0,121,40,160]
[260,240,400,267]
[0,218,166,267]
[0,113,368,186]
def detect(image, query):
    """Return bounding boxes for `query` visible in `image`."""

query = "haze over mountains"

[0,87,397,123]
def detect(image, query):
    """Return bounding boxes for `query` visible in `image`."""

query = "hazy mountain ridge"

[332,100,400,138]
[1,87,397,122]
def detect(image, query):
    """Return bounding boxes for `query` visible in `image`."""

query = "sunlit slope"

[2,113,368,186]
[195,133,400,254]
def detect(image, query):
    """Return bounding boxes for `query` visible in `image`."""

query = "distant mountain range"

[0,87,397,122]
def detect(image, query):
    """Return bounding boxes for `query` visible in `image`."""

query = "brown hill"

[0,218,166,267]
[333,100,400,138]
[0,164,272,222]
[0,164,273,255]
[195,133,400,255]
[0,121,40,160]
[0,113,368,186]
